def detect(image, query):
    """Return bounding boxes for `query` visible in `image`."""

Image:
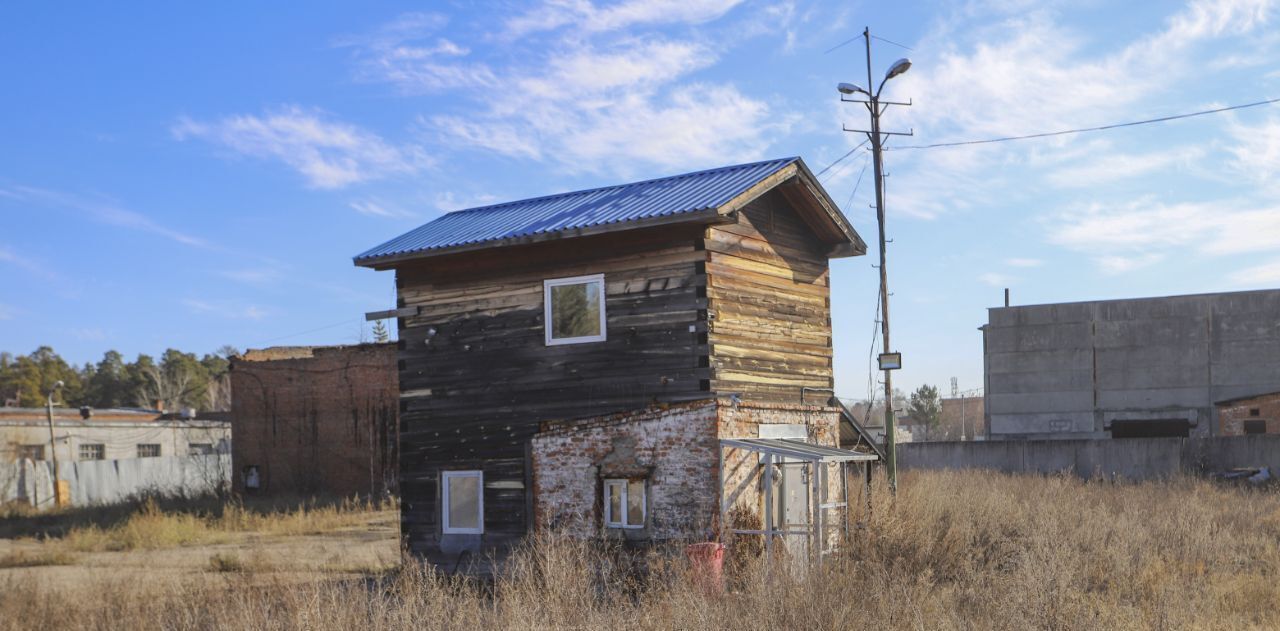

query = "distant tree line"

[0,345,237,412]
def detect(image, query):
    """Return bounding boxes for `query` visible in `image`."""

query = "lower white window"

[604,479,646,529]
[443,470,484,534]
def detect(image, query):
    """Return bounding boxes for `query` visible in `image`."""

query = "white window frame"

[137,444,161,458]
[79,443,105,461]
[604,478,646,529]
[442,470,484,535]
[544,273,607,346]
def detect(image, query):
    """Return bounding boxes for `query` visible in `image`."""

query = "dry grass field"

[2,470,1279,630]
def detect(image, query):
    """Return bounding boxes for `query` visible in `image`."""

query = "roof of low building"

[0,407,226,424]
[354,157,864,268]
[1216,390,1280,406]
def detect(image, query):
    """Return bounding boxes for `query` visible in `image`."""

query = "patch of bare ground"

[1,470,1278,630]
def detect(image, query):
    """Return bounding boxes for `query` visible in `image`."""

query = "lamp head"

[53,380,64,390]
[836,82,867,96]
[884,58,912,81]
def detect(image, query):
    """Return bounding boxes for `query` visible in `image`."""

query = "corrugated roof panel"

[353,157,798,265]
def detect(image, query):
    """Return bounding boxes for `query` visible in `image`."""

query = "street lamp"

[838,28,912,493]
[45,380,64,507]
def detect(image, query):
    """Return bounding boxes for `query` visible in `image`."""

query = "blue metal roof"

[354,157,799,265]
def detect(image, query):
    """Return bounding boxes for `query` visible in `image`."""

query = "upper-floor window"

[79,444,105,461]
[137,444,161,458]
[544,274,606,346]
[189,443,214,456]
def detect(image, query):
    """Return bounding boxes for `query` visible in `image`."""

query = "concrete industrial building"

[982,288,1280,440]
[1,407,230,463]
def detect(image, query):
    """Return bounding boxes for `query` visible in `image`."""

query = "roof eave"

[792,158,868,256]
[353,206,728,270]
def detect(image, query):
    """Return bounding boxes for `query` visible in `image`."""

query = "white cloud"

[1045,147,1205,188]
[979,272,1015,286]
[1005,258,1042,267]
[1049,197,1280,272]
[883,0,1275,220]
[341,8,783,176]
[218,268,282,285]
[172,106,430,189]
[1225,115,1280,186]
[349,199,417,219]
[1230,258,1280,284]
[504,0,746,37]
[435,192,501,213]
[0,245,54,279]
[183,298,269,320]
[0,188,205,248]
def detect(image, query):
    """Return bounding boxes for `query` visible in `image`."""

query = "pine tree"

[372,319,389,343]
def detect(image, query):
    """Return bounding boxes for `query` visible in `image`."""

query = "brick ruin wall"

[1219,393,1280,436]
[230,344,398,498]
[529,399,843,540]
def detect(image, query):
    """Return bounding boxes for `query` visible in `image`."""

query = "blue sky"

[2,0,1278,402]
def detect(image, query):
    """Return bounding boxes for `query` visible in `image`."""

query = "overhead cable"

[890,97,1280,150]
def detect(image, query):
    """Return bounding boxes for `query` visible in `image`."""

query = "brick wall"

[1219,392,1280,436]
[531,401,720,540]
[229,344,398,498]
[529,399,843,541]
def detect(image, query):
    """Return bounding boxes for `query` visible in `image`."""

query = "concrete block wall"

[229,343,398,498]
[898,435,1280,480]
[985,289,1280,439]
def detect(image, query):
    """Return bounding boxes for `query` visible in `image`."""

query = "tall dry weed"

[2,470,1278,630]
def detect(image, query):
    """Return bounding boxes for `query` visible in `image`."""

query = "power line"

[891,97,1280,150]
[253,318,363,346]
[825,33,914,54]
[871,34,913,51]
[842,155,871,212]
[823,34,862,54]
[815,139,869,177]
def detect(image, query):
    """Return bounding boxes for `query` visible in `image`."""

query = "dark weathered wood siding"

[706,188,834,402]
[391,186,839,562]
[394,224,710,559]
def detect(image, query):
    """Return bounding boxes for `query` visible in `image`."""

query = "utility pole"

[45,380,64,507]
[838,27,912,493]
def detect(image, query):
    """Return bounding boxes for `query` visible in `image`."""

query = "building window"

[18,445,44,461]
[189,443,214,456]
[544,274,606,345]
[79,444,105,461]
[604,479,645,529]
[1244,420,1267,435]
[442,470,484,534]
[137,444,161,458]
[1250,408,1261,417]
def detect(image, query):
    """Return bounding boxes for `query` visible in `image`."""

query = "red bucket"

[685,542,726,595]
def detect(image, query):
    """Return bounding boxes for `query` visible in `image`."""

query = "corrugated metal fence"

[1,455,230,509]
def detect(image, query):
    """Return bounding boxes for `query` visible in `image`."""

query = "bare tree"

[135,362,194,411]
[205,373,231,412]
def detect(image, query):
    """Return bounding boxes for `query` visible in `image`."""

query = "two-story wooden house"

[355,157,870,565]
